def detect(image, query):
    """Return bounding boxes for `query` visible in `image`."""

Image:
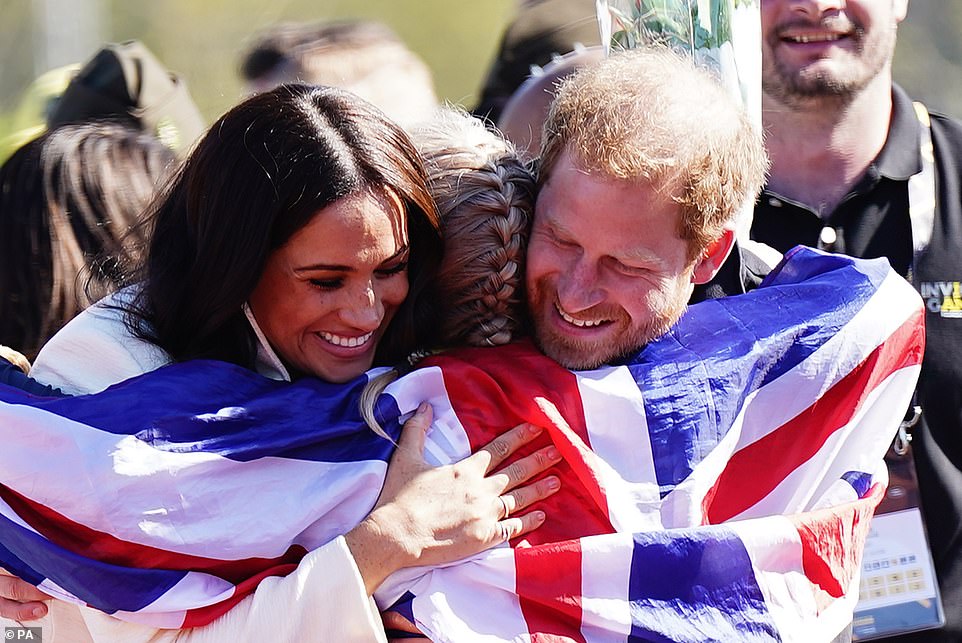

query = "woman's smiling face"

[248,189,410,383]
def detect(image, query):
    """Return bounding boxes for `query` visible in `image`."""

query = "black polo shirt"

[752,87,920,274]
[753,85,962,643]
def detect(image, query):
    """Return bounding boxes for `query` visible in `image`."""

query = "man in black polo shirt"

[751,2,962,640]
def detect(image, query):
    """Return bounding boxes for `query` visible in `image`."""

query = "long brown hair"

[0,123,174,359]
[125,84,443,370]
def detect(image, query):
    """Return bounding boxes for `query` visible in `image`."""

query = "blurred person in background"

[240,19,439,129]
[495,45,604,158]
[750,2,962,638]
[0,65,77,165]
[1,40,205,164]
[0,39,202,362]
[473,0,599,124]
[0,122,175,362]
[46,40,205,157]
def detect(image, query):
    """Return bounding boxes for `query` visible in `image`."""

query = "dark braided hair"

[415,108,535,348]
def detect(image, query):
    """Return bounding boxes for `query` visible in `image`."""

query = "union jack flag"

[0,247,924,641]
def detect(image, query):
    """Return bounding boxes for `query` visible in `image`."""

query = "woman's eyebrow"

[294,245,410,273]
[294,262,353,273]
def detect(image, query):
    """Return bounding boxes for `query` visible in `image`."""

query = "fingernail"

[417,402,430,414]
[546,447,560,461]
[32,606,45,617]
[546,476,561,490]
[527,424,541,436]
[533,511,546,522]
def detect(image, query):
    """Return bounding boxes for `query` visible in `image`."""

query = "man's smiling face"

[525,151,697,370]
[761,0,908,107]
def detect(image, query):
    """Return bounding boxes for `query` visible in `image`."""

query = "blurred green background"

[1,0,961,141]
[0,0,516,139]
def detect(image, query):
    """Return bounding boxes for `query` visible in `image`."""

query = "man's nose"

[556,258,606,313]
[785,0,844,18]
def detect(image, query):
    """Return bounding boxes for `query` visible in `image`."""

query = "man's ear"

[691,227,736,285]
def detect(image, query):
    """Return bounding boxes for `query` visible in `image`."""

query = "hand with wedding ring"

[345,402,561,594]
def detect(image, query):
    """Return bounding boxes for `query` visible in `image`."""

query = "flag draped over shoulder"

[0,247,924,641]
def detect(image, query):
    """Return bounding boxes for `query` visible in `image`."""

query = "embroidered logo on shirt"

[920,281,962,318]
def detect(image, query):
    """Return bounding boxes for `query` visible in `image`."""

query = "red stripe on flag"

[515,539,587,642]
[791,483,884,603]
[704,310,924,524]
[424,341,589,451]
[0,484,306,583]
[424,341,615,544]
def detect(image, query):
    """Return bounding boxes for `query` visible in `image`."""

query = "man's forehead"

[541,154,678,214]
[536,185,682,266]
[551,149,681,197]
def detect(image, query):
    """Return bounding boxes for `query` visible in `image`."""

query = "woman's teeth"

[319,331,373,348]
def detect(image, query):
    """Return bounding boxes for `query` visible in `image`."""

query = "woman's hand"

[345,402,561,594]
[0,570,50,620]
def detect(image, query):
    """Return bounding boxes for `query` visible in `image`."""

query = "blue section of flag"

[0,511,185,613]
[0,361,398,464]
[843,471,874,498]
[623,248,894,495]
[386,591,418,632]
[627,526,778,642]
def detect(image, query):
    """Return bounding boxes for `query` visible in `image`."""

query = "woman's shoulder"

[30,287,171,394]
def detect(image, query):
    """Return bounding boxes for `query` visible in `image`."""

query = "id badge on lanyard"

[852,103,946,641]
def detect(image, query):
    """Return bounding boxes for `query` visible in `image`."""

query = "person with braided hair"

[415,108,534,349]
[357,108,536,451]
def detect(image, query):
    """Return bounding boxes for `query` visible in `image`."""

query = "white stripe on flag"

[725,269,919,459]
[384,366,473,466]
[0,401,386,557]
[658,412,744,528]
[740,366,917,519]
[408,548,532,643]
[580,532,634,643]
[727,516,818,642]
[661,269,920,526]
[577,367,662,532]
